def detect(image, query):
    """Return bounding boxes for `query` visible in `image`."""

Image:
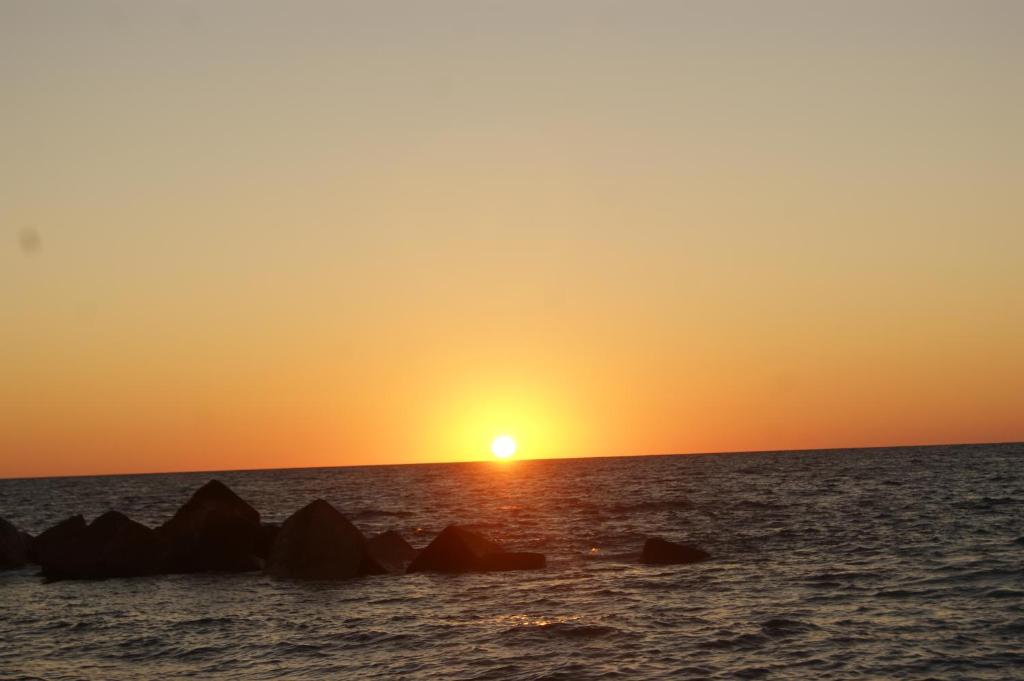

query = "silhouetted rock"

[367,530,417,574]
[159,480,262,573]
[21,531,35,562]
[640,537,710,565]
[32,515,87,567]
[41,511,165,581]
[266,499,384,579]
[255,523,280,562]
[0,517,31,569]
[406,525,545,574]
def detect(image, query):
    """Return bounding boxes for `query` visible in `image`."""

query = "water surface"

[2,444,1022,679]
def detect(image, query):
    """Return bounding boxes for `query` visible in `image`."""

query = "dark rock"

[159,480,262,573]
[21,531,35,562]
[32,515,87,567]
[266,499,384,579]
[41,511,165,581]
[406,525,545,574]
[255,523,280,562]
[640,537,711,565]
[367,530,418,574]
[407,525,502,574]
[0,517,31,569]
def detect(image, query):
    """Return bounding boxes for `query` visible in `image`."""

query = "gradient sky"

[3,1,1022,478]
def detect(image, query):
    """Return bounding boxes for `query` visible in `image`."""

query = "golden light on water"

[491,435,517,460]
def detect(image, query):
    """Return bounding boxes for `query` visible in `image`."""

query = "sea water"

[1,444,1022,679]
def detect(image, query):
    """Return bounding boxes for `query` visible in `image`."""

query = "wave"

[999,619,1024,634]
[169,644,230,661]
[500,621,624,642]
[351,509,414,519]
[985,588,1024,599]
[706,631,768,650]
[760,618,818,637]
[954,496,1021,511]
[171,616,235,629]
[584,550,640,563]
[804,570,877,583]
[607,499,694,514]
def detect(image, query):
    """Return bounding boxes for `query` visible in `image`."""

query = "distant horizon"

[3,438,1018,482]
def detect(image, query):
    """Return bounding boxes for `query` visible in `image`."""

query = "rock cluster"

[1,480,712,582]
[41,511,164,581]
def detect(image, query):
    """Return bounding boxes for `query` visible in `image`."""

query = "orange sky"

[2,1,1022,478]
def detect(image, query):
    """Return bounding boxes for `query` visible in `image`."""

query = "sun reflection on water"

[495,614,585,629]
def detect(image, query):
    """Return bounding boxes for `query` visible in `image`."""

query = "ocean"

[1,443,1022,680]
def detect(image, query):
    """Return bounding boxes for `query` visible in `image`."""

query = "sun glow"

[491,435,517,459]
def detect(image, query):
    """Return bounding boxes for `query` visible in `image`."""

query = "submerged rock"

[41,511,164,581]
[32,515,87,567]
[367,530,417,574]
[266,499,384,579]
[159,480,262,573]
[406,525,545,574]
[0,517,31,569]
[640,537,710,565]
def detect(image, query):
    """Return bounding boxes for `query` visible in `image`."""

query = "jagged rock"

[0,517,31,569]
[266,499,384,579]
[255,523,280,562]
[32,515,87,567]
[406,525,545,574]
[367,530,417,574]
[41,511,164,581]
[640,537,710,565]
[159,480,262,573]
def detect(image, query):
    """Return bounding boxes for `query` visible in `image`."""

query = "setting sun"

[491,435,517,459]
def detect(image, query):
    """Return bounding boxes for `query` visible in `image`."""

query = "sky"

[2,1,1022,478]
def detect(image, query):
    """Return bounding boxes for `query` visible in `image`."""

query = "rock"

[159,480,262,573]
[40,511,165,581]
[255,523,280,562]
[21,531,35,562]
[640,537,710,565]
[0,517,31,569]
[367,530,417,574]
[406,526,501,574]
[32,515,87,567]
[266,499,384,579]
[406,525,545,574]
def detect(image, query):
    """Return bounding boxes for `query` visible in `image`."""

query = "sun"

[491,435,517,459]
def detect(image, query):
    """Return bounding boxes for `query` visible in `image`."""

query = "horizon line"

[2,438,1020,483]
